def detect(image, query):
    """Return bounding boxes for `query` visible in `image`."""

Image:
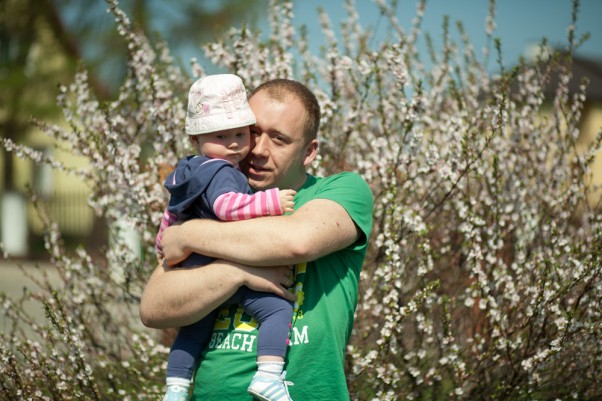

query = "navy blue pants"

[166,254,294,379]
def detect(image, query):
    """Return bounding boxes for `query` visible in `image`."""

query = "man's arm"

[139,260,295,329]
[162,198,361,267]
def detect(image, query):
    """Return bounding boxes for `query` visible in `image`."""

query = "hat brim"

[185,110,256,135]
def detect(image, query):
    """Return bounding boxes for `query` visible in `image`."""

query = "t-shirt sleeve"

[314,172,374,249]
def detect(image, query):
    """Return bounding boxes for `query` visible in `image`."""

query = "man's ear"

[303,139,319,167]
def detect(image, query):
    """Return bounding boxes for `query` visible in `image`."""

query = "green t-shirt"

[191,172,374,401]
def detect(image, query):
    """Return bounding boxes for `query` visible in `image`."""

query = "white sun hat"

[185,74,256,135]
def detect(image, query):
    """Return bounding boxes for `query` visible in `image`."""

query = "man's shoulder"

[311,172,371,197]
[307,171,374,236]
[325,171,367,183]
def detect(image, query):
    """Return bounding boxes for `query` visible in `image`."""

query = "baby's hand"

[279,189,296,213]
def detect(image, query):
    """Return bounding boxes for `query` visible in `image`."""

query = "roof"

[531,51,602,102]
[566,54,602,100]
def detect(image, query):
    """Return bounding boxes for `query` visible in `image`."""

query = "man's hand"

[242,264,297,302]
[161,224,191,266]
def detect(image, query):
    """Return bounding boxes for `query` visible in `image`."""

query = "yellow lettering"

[213,307,232,331]
[234,307,258,332]
[295,262,307,276]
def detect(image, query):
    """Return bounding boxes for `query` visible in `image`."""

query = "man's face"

[242,91,317,191]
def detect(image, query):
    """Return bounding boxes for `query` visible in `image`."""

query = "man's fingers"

[281,266,294,285]
[276,285,297,302]
[241,264,297,302]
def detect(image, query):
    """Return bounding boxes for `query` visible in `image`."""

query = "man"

[140,79,373,400]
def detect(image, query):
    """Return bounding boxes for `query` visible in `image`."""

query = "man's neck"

[290,173,310,191]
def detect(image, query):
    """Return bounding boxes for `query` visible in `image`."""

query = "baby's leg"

[241,290,294,360]
[167,310,218,379]
[163,310,219,401]
[242,290,295,401]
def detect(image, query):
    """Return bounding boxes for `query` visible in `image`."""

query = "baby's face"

[195,126,251,166]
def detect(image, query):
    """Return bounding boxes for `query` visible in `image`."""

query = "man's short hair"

[249,79,320,142]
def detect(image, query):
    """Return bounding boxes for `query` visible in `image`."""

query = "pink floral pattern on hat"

[185,74,256,135]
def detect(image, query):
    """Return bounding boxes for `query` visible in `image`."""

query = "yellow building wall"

[2,127,95,237]
[578,104,602,209]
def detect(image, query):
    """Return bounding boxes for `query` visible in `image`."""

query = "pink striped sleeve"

[213,188,283,221]
[155,209,178,254]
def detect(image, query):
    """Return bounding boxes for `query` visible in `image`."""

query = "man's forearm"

[176,217,297,266]
[139,260,244,329]
[139,260,295,329]
[164,198,359,267]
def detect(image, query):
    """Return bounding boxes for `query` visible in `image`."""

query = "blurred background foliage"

[0,0,262,192]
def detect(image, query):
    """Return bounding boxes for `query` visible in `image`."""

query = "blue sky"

[65,1,602,81]
[282,0,601,70]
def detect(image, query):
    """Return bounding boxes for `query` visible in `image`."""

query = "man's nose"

[251,133,269,156]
